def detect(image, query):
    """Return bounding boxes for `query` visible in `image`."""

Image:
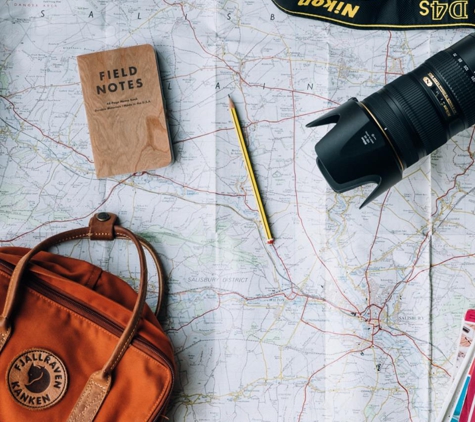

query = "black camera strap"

[271,0,475,30]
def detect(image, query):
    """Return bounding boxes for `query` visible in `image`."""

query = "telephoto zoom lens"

[307,33,475,208]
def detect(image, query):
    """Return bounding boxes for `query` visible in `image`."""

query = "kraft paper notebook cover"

[77,44,173,178]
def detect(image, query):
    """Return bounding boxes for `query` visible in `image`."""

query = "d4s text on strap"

[271,0,475,30]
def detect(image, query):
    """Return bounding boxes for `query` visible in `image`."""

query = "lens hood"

[307,99,403,208]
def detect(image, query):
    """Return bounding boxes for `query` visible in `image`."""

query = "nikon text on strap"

[271,0,475,30]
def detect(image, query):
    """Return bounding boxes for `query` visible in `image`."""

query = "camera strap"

[271,0,475,30]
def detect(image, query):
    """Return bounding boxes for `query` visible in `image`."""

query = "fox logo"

[7,349,68,410]
[25,363,51,394]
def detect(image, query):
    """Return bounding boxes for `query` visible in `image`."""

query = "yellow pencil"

[228,95,274,244]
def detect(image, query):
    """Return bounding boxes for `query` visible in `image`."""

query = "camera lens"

[307,33,475,208]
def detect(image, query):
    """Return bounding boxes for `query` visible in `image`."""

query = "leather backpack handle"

[0,213,163,421]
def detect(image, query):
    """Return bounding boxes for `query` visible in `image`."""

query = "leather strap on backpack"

[0,213,165,422]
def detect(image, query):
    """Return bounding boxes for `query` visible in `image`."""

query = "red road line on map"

[384,31,393,85]
[0,175,135,243]
[362,191,390,320]
[271,243,301,301]
[167,286,358,335]
[299,297,370,342]
[175,109,336,144]
[432,127,475,217]
[168,295,222,332]
[375,230,430,320]
[373,343,414,422]
[297,345,373,422]
[143,172,244,198]
[405,231,432,284]
[301,316,372,345]
[240,184,257,212]
[297,299,373,421]
[379,327,450,376]
[247,108,336,127]
[0,95,93,163]
[5,83,80,98]
[217,288,297,303]
[292,193,362,314]
[174,127,235,144]
[171,285,359,324]
[407,251,475,285]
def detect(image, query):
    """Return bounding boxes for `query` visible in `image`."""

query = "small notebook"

[77,44,173,178]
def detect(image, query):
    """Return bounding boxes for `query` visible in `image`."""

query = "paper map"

[1,2,475,421]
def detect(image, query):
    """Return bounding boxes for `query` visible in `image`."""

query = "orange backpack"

[0,213,175,421]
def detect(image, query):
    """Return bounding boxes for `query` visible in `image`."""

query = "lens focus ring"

[428,51,475,127]
[385,75,447,155]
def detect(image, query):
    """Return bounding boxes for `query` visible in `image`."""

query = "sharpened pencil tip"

[228,95,234,108]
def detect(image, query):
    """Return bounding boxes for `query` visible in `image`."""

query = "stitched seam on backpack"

[78,380,106,419]
[0,332,7,346]
[69,378,108,422]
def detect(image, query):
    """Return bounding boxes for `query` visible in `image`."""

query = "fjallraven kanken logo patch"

[7,349,68,409]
